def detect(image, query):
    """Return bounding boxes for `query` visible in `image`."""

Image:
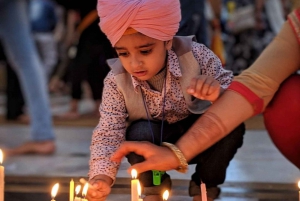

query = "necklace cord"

[141,70,167,145]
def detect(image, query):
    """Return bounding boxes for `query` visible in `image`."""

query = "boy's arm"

[192,42,233,90]
[89,72,127,183]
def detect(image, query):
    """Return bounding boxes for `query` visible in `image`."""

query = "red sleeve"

[228,81,264,116]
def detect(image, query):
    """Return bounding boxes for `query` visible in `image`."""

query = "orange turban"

[97,0,181,46]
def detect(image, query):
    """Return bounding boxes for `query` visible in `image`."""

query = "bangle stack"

[162,142,188,173]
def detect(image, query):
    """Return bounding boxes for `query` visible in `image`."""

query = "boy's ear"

[166,40,173,50]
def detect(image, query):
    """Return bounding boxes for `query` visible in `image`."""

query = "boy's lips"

[133,70,147,77]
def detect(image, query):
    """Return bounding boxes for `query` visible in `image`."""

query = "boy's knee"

[126,120,153,141]
[224,122,245,148]
[230,123,245,137]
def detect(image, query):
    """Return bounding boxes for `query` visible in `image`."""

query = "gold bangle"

[162,142,188,173]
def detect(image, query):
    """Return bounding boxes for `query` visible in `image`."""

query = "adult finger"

[111,141,154,162]
[128,160,158,174]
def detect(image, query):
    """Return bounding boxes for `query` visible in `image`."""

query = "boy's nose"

[130,56,142,68]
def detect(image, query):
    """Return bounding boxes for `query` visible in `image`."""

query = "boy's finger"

[187,78,197,93]
[207,82,219,96]
[195,77,207,96]
[79,178,97,190]
[201,78,215,96]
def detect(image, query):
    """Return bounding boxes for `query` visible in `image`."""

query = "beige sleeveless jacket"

[106,36,211,124]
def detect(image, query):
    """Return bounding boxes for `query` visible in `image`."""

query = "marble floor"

[0,95,299,200]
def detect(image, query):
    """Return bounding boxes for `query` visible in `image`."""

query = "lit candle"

[162,190,169,200]
[81,183,89,201]
[131,169,139,201]
[298,181,300,201]
[70,179,74,201]
[51,183,59,201]
[74,185,82,201]
[137,181,143,201]
[0,149,4,201]
[200,181,207,201]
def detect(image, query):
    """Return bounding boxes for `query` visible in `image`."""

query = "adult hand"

[111,141,180,174]
[187,75,221,102]
[85,176,112,201]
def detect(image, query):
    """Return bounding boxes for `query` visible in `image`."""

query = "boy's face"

[114,33,172,81]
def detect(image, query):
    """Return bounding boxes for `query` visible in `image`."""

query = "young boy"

[87,0,245,200]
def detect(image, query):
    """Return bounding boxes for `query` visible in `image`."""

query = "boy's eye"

[140,49,152,55]
[117,52,129,57]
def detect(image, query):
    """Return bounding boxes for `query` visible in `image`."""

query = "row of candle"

[1,149,300,201]
[65,170,169,201]
[52,181,88,201]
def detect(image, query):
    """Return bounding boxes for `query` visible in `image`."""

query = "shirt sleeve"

[89,71,128,181]
[228,20,300,114]
[288,8,300,44]
[191,42,233,89]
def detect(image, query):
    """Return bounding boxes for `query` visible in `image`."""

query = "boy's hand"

[187,75,221,102]
[85,176,112,201]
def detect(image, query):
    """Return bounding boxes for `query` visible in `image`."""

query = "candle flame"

[298,181,300,189]
[0,149,3,164]
[82,183,89,197]
[137,181,142,196]
[131,169,138,179]
[51,183,59,198]
[162,190,169,200]
[75,185,81,195]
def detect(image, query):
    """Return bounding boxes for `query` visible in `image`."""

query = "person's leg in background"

[177,0,209,46]
[5,62,26,121]
[57,31,87,120]
[0,0,55,155]
[33,32,58,82]
[0,41,25,121]
[87,44,111,117]
[57,59,83,120]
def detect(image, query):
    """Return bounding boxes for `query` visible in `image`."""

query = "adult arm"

[112,20,300,173]
[176,20,300,163]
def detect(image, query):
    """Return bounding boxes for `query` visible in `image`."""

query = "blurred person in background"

[55,0,116,120]
[29,0,59,81]
[0,0,56,155]
[223,0,274,75]
[177,0,209,47]
[3,0,60,123]
[0,42,25,122]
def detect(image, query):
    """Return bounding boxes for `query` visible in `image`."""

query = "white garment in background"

[33,32,58,80]
[265,0,285,34]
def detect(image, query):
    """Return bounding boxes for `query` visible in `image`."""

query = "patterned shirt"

[89,42,233,181]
